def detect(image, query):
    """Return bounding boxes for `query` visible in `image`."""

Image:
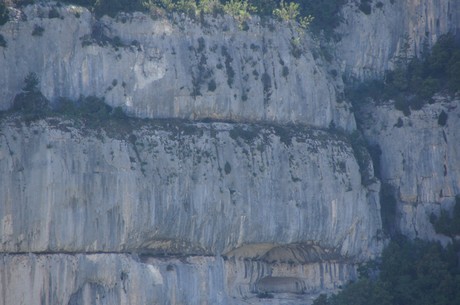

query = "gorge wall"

[0,0,459,304]
[0,4,354,130]
[337,0,460,79]
[337,0,460,244]
[0,117,379,304]
[357,95,460,244]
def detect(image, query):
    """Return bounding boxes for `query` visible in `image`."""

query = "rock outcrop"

[0,3,354,130]
[357,95,460,243]
[2,1,459,304]
[337,0,460,79]
[0,116,382,304]
[0,118,382,257]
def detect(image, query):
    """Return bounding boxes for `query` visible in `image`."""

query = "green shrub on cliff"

[297,0,346,37]
[273,0,313,29]
[0,34,6,48]
[8,72,129,125]
[0,2,9,25]
[430,195,460,237]
[348,33,460,114]
[35,0,345,34]
[273,0,300,22]
[12,73,51,117]
[223,0,255,24]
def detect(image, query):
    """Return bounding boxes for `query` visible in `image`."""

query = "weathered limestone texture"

[0,118,383,258]
[0,3,354,130]
[358,95,460,242]
[337,0,460,79]
[0,253,227,305]
[0,117,382,304]
[0,252,357,305]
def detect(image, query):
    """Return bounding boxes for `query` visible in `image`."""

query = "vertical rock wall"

[0,3,355,130]
[0,117,383,304]
[337,0,460,79]
[358,96,460,242]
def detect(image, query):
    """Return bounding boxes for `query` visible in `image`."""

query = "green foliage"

[273,0,313,29]
[12,73,50,117]
[52,95,129,125]
[261,72,272,105]
[430,195,460,237]
[348,33,460,114]
[32,24,45,36]
[55,97,79,116]
[8,72,129,125]
[11,0,36,6]
[60,0,96,6]
[359,0,372,15]
[0,2,9,25]
[22,72,40,93]
[223,0,255,25]
[349,131,373,186]
[221,45,235,87]
[0,34,6,48]
[77,96,113,120]
[313,294,330,305]
[57,0,342,35]
[48,7,61,18]
[94,0,145,17]
[197,0,223,15]
[282,66,289,77]
[290,37,302,58]
[174,0,198,16]
[380,183,397,236]
[247,0,276,16]
[256,292,274,299]
[317,237,460,305]
[145,0,176,12]
[437,110,448,126]
[330,279,392,305]
[297,0,346,37]
[447,50,460,92]
[12,91,50,115]
[273,0,300,22]
[388,33,460,107]
[143,0,222,19]
[207,79,217,91]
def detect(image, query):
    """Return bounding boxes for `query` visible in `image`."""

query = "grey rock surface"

[0,3,355,130]
[0,117,383,259]
[0,252,356,305]
[8,1,460,303]
[337,0,460,79]
[358,95,460,242]
[0,253,227,305]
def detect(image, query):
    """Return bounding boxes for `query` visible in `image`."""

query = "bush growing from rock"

[12,73,50,115]
[0,34,6,48]
[0,3,9,25]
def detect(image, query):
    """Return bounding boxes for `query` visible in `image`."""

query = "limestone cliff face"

[0,4,377,304]
[357,95,460,243]
[0,4,354,130]
[335,0,460,243]
[0,253,357,305]
[3,1,459,304]
[0,117,382,304]
[0,118,381,257]
[337,0,460,79]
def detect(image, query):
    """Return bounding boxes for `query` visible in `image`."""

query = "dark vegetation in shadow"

[346,33,460,116]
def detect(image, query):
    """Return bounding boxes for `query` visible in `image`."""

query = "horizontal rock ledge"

[0,252,357,305]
